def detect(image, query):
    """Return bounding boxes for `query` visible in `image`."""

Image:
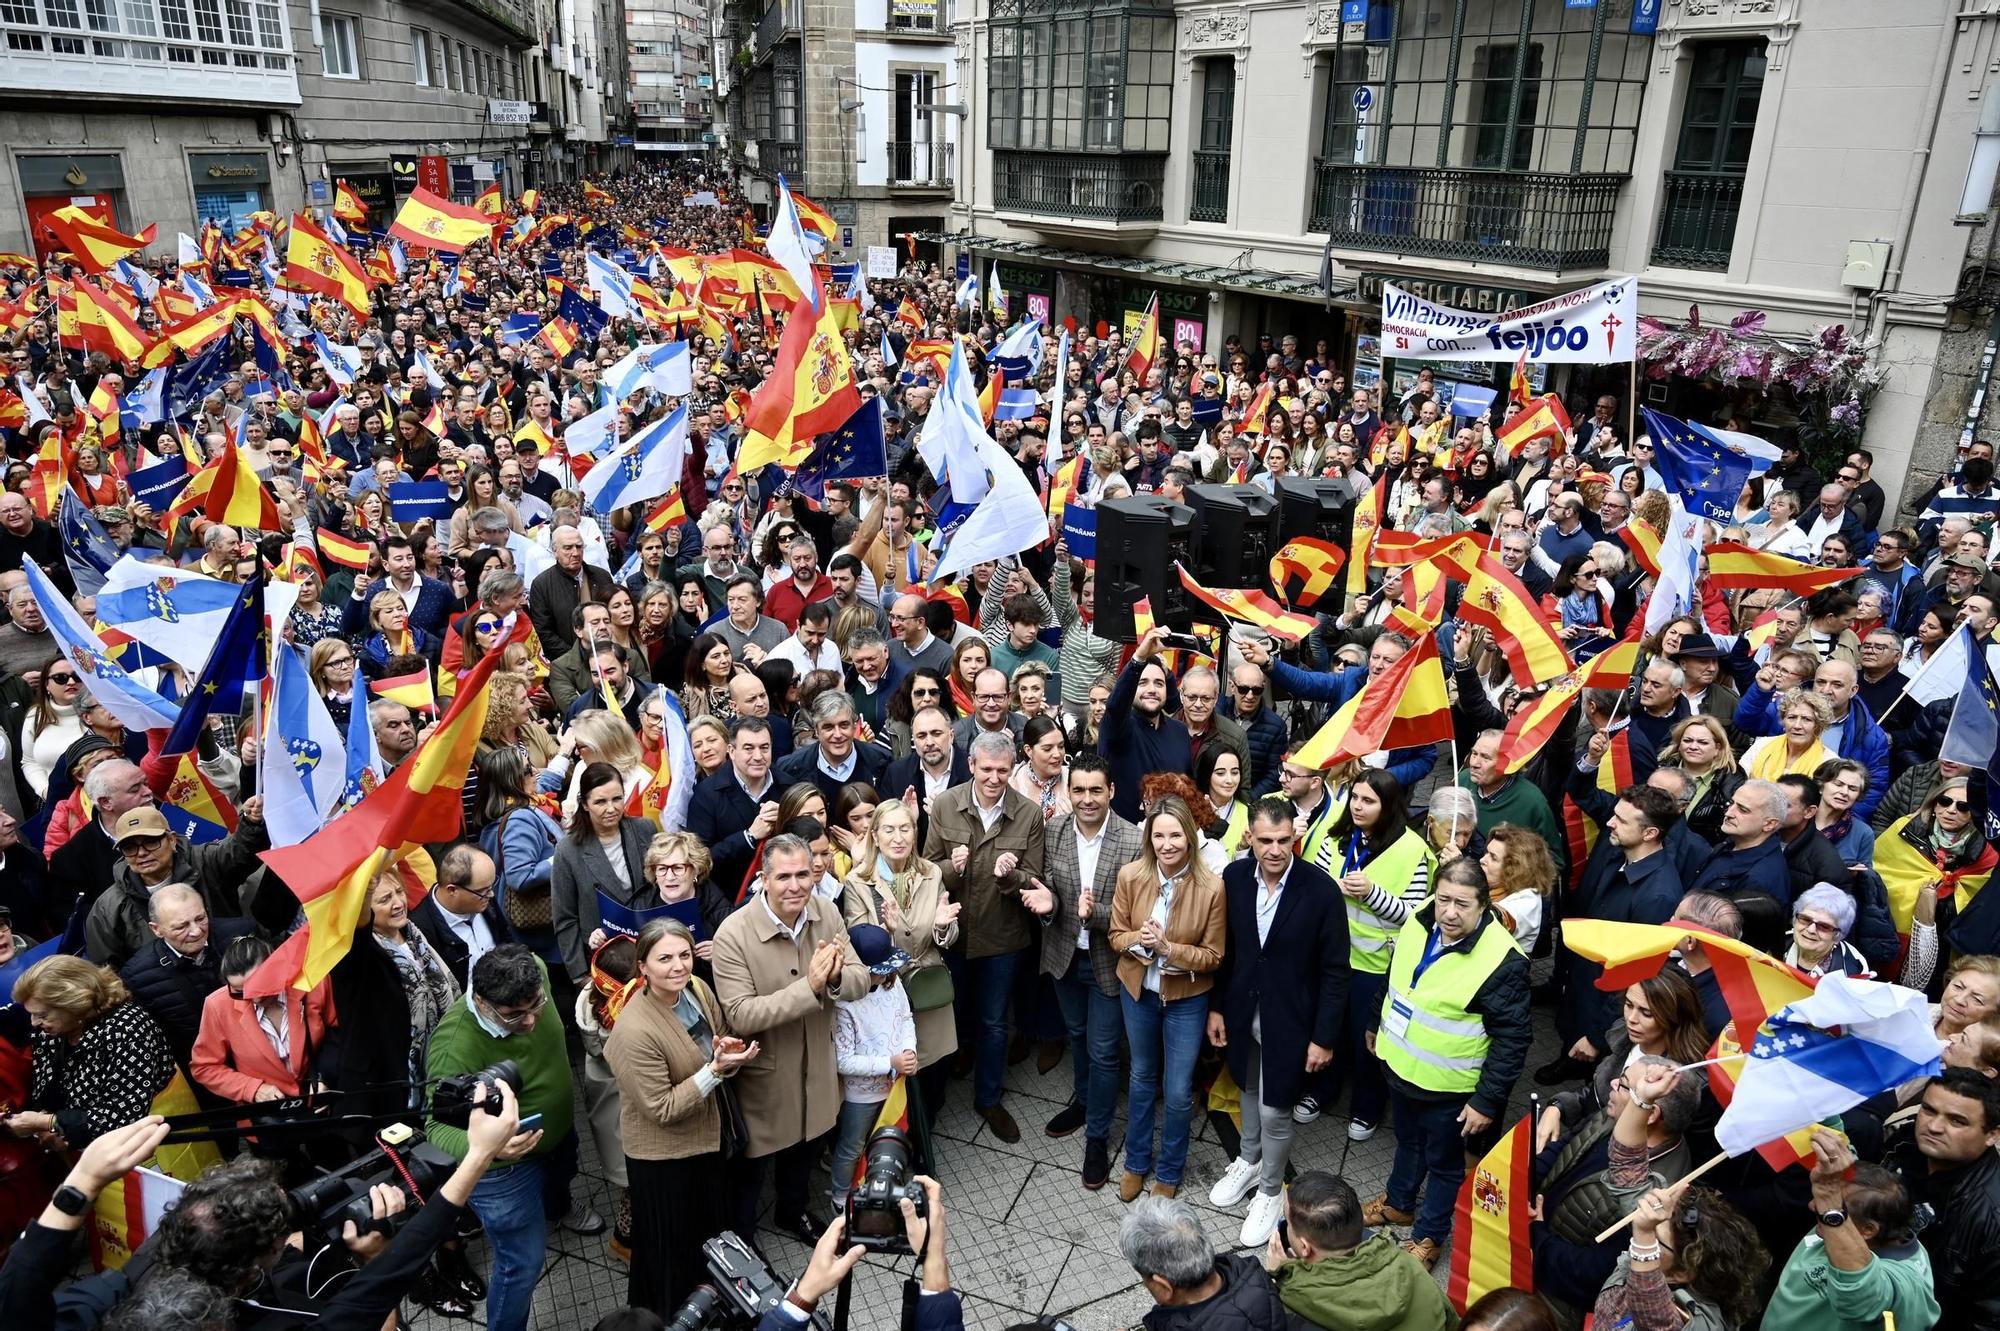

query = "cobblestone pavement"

[414,987,1567,1331]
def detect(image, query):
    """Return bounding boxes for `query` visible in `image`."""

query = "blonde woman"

[1108,795,1225,1201]
[641,831,729,967]
[1662,715,1738,845]
[4,956,174,1149]
[838,798,961,1123]
[1741,687,1832,781]
[545,709,647,819]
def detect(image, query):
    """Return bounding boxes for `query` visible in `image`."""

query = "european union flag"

[57,495,119,597]
[1641,406,1754,524]
[808,397,888,483]
[162,566,267,758]
[166,337,233,420]
[1941,633,2000,771]
[558,284,608,339]
[545,222,579,250]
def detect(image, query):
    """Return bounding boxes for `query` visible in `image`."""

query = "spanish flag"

[1347,474,1386,598]
[334,180,370,223]
[1617,517,1664,578]
[1288,634,1452,770]
[850,1075,912,1191]
[1507,350,1533,413]
[0,387,27,431]
[519,188,539,214]
[1453,551,1574,688]
[388,186,495,254]
[978,366,1004,428]
[792,191,837,241]
[1175,563,1319,645]
[283,213,373,318]
[1127,295,1160,384]
[737,273,862,475]
[43,206,156,274]
[474,182,504,217]
[1704,1018,1829,1171]
[1045,453,1088,519]
[513,416,560,457]
[1876,813,1998,935]
[582,181,615,210]
[370,666,437,715]
[1446,1113,1534,1314]
[168,439,280,531]
[1268,537,1346,610]
[1496,394,1572,460]
[1495,673,1584,776]
[643,486,687,534]
[71,280,151,362]
[539,318,579,362]
[243,648,503,996]
[141,293,240,368]
[1237,381,1276,437]
[23,431,69,519]
[902,338,953,380]
[1701,542,1865,596]
[897,297,923,328]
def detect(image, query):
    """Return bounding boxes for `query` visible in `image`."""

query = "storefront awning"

[913,230,1363,308]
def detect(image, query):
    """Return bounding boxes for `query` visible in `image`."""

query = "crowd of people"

[0,164,1995,1331]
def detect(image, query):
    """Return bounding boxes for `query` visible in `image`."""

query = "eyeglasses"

[911,685,940,697]
[1577,567,1599,578]
[450,880,496,901]
[1793,913,1838,935]
[324,654,354,667]
[485,991,546,1028]
[122,833,171,851]
[1937,795,1974,812]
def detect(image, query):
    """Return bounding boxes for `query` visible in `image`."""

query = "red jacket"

[189,983,332,1102]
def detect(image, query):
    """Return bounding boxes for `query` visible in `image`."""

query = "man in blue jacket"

[1240,632,1437,791]
[1732,658,1890,818]
[1689,779,1795,950]
[1098,628,1189,823]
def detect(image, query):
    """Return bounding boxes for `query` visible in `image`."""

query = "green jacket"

[1274,1233,1459,1331]
[423,958,574,1166]
[1458,772,1565,873]
[1760,1234,1939,1331]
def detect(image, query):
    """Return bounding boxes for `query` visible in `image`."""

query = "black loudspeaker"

[1275,477,1356,548]
[1186,483,1282,594]
[1093,494,1197,642]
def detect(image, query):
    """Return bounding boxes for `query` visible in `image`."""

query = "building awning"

[913,230,1364,308]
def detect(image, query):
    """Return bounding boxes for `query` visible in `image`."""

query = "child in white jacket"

[830,923,918,1212]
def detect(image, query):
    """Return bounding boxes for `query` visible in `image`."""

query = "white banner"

[1379,276,1638,364]
[866,245,900,279]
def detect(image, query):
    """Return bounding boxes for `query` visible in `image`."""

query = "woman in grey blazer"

[552,761,660,984]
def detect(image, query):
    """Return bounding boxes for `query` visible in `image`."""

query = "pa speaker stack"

[1092,494,1197,641]
[1186,483,1282,594]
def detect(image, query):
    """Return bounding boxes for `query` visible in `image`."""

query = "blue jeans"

[1385,1090,1470,1245]
[829,1098,883,1207]
[949,946,1024,1110]
[466,1148,552,1331]
[1120,988,1207,1186]
[1053,955,1124,1142]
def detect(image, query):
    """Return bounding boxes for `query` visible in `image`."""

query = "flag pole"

[1593,1148,1730,1242]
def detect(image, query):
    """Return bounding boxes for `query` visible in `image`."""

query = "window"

[1471,44,1541,171]
[412,26,431,84]
[1653,40,1765,269]
[444,38,458,89]
[457,41,470,92]
[1191,57,1233,222]
[318,11,358,78]
[774,63,799,140]
[988,0,1173,155]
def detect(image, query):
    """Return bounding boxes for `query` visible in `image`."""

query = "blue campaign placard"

[1061,503,1097,562]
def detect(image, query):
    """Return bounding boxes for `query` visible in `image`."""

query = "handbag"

[490,808,555,930]
[902,964,954,1012]
[714,1077,750,1160]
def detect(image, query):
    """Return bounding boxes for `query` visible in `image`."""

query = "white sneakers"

[1347,1118,1377,1141]
[1240,1191,1285,1249]
[1207,1156,1259,1208]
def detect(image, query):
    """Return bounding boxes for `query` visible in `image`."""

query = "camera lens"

[666,1284,720,1331]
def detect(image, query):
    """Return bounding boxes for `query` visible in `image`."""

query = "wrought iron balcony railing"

[1308,161,1624,271]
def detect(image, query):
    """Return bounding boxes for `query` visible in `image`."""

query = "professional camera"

[284,1132,456,1242]
[844,1125,924,1255]
[428,1059,523,1128]
[667,1230,822,1330]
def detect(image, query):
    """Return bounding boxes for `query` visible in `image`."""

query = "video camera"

[283,1126,456,1243]
[844,1125,925,1256]
[668,1230,823,1330]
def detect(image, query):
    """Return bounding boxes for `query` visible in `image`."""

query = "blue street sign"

[1353,86,1374,113]
[1631,0,1661,32]
[1564,0,1595,7]
[1340,0,1369,20]
[955,253,970,281]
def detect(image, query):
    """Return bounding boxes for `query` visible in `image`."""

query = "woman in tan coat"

[1108,795,1226,1202]
[839,798,962,1126]
[604,918,759,1314]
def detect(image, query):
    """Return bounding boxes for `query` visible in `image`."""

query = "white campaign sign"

[866,245,900,279]
[1379,276,1638,364]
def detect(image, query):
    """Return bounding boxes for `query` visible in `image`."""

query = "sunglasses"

[46,672,78,684]
[1233,683,1264,695]
[475,619,505,633]
[1937,795,1974,812]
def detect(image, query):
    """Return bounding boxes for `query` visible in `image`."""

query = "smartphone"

[1276,1218,1292,1256]
[518,1112,544,1132]
[1160,632,1203,652]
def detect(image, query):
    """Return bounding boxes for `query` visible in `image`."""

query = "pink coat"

[189,983,331,1102]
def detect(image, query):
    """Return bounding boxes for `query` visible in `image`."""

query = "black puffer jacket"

[118,920,251,1066]
[1891,1134,2000,1330]
[1142,1254,1288,1331]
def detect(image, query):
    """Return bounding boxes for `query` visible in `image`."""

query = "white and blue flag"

[22,559,181,731]
[112,258,158,302]
[96,556,246,672]
[580,404,689,512]
[765,175,819,312]
[261,643,347,847]
[313,332,359,388]
[564,401,621,459]
[587,251,638,318]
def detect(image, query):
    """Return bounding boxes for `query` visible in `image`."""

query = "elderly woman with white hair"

[1422,786,1483,866]
[1783,882,1872,978]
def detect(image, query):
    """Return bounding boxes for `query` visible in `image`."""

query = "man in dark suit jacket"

[1024,752,1142,1188]
[342,534,454,640]
[528,525,616,648]
[410,846,518,991]
[1204,797,1350,1246]
[685,717,782,899]
[881,706,968,851]
[774,693,889,802]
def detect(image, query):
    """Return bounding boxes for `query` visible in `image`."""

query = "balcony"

[995,150,1167,226]
[1651,170,1744,272]
[888,139,953,188]
[753,0,798,62]
[1308,162,1624,273]
[0,12,300,105]
[1190,149,1230,224]
[757,138,802,176]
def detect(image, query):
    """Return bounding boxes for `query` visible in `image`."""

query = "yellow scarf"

[1743,734,1828,783]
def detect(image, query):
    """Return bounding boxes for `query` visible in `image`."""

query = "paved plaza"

[435,997,1568,1330]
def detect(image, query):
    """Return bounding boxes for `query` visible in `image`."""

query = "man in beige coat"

[711,833,871,1244]
[921,730,1046,1144]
